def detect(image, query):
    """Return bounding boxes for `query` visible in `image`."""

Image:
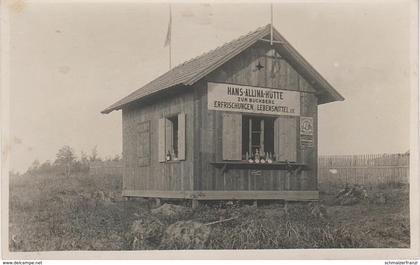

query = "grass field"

[9,173,410,251]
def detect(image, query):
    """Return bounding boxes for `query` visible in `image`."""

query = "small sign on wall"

[300,117,313,149]
[300,117,313,135]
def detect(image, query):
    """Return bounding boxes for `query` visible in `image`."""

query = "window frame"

[166,115,179,160]
[241,114,276,161]
[159,112,186,163]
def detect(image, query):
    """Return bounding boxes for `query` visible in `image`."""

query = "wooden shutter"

[177,113,186,160]
[158,118,166,162]
[137,121,150,166]
[274,116,297,162]
[222,113,242,160]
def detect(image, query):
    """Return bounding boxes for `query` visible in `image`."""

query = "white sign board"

[207,82,300,116]
[300,116,314,149]
[300,117,313,136]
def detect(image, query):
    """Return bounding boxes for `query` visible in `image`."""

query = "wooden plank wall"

[318,153,410,190]
[122,89,195,193]
[194,41,319,191]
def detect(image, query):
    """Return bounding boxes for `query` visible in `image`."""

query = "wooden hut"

[102,24,344,205]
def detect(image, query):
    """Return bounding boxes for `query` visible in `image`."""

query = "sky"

[5,0,415,172]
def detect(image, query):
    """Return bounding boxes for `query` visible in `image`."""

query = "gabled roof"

[102,24,344,114]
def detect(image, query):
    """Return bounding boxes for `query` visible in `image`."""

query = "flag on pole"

[164,5,172,47]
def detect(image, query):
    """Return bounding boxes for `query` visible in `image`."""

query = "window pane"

[264,117,275,155]
[252,133,260,146]
[252,118,261,131]
[242,116,250,159]
[242,115,275,159]
[168,116,179,158]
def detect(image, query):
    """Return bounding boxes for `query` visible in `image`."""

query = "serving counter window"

[223,112,297,163]
[241,115,275,159]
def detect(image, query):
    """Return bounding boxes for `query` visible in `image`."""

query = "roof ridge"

[170,24,269,70]
[101,24,272,114]
[102,23,343,114]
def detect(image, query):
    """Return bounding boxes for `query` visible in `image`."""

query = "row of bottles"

[166,150,178,161]
[245,149,276,164]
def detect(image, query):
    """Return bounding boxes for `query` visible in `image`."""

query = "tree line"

[22,146,121,177]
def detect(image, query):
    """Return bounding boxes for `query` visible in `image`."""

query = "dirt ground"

[8,173,410,251]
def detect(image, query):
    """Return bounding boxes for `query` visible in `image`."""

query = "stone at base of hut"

[151,203,190,217]
[162,221,211,249]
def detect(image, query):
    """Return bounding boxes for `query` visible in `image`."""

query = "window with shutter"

[223,113,297,163]
[159,113,186,162]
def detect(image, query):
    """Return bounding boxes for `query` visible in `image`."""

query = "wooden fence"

[89,153,410,189]
[318,153,409,189]
[89,161,123,176]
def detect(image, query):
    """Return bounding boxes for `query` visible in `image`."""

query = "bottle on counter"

[267,152,273,164]
[260,151,266,164]
[248,151,254,163]
[255,149,260,163]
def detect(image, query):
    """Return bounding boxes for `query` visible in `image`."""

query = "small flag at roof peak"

[164,4,172,69]
[164,5,172,47]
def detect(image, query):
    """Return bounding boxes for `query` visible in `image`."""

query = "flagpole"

[169,4,172,69]
[270,3,273,46]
